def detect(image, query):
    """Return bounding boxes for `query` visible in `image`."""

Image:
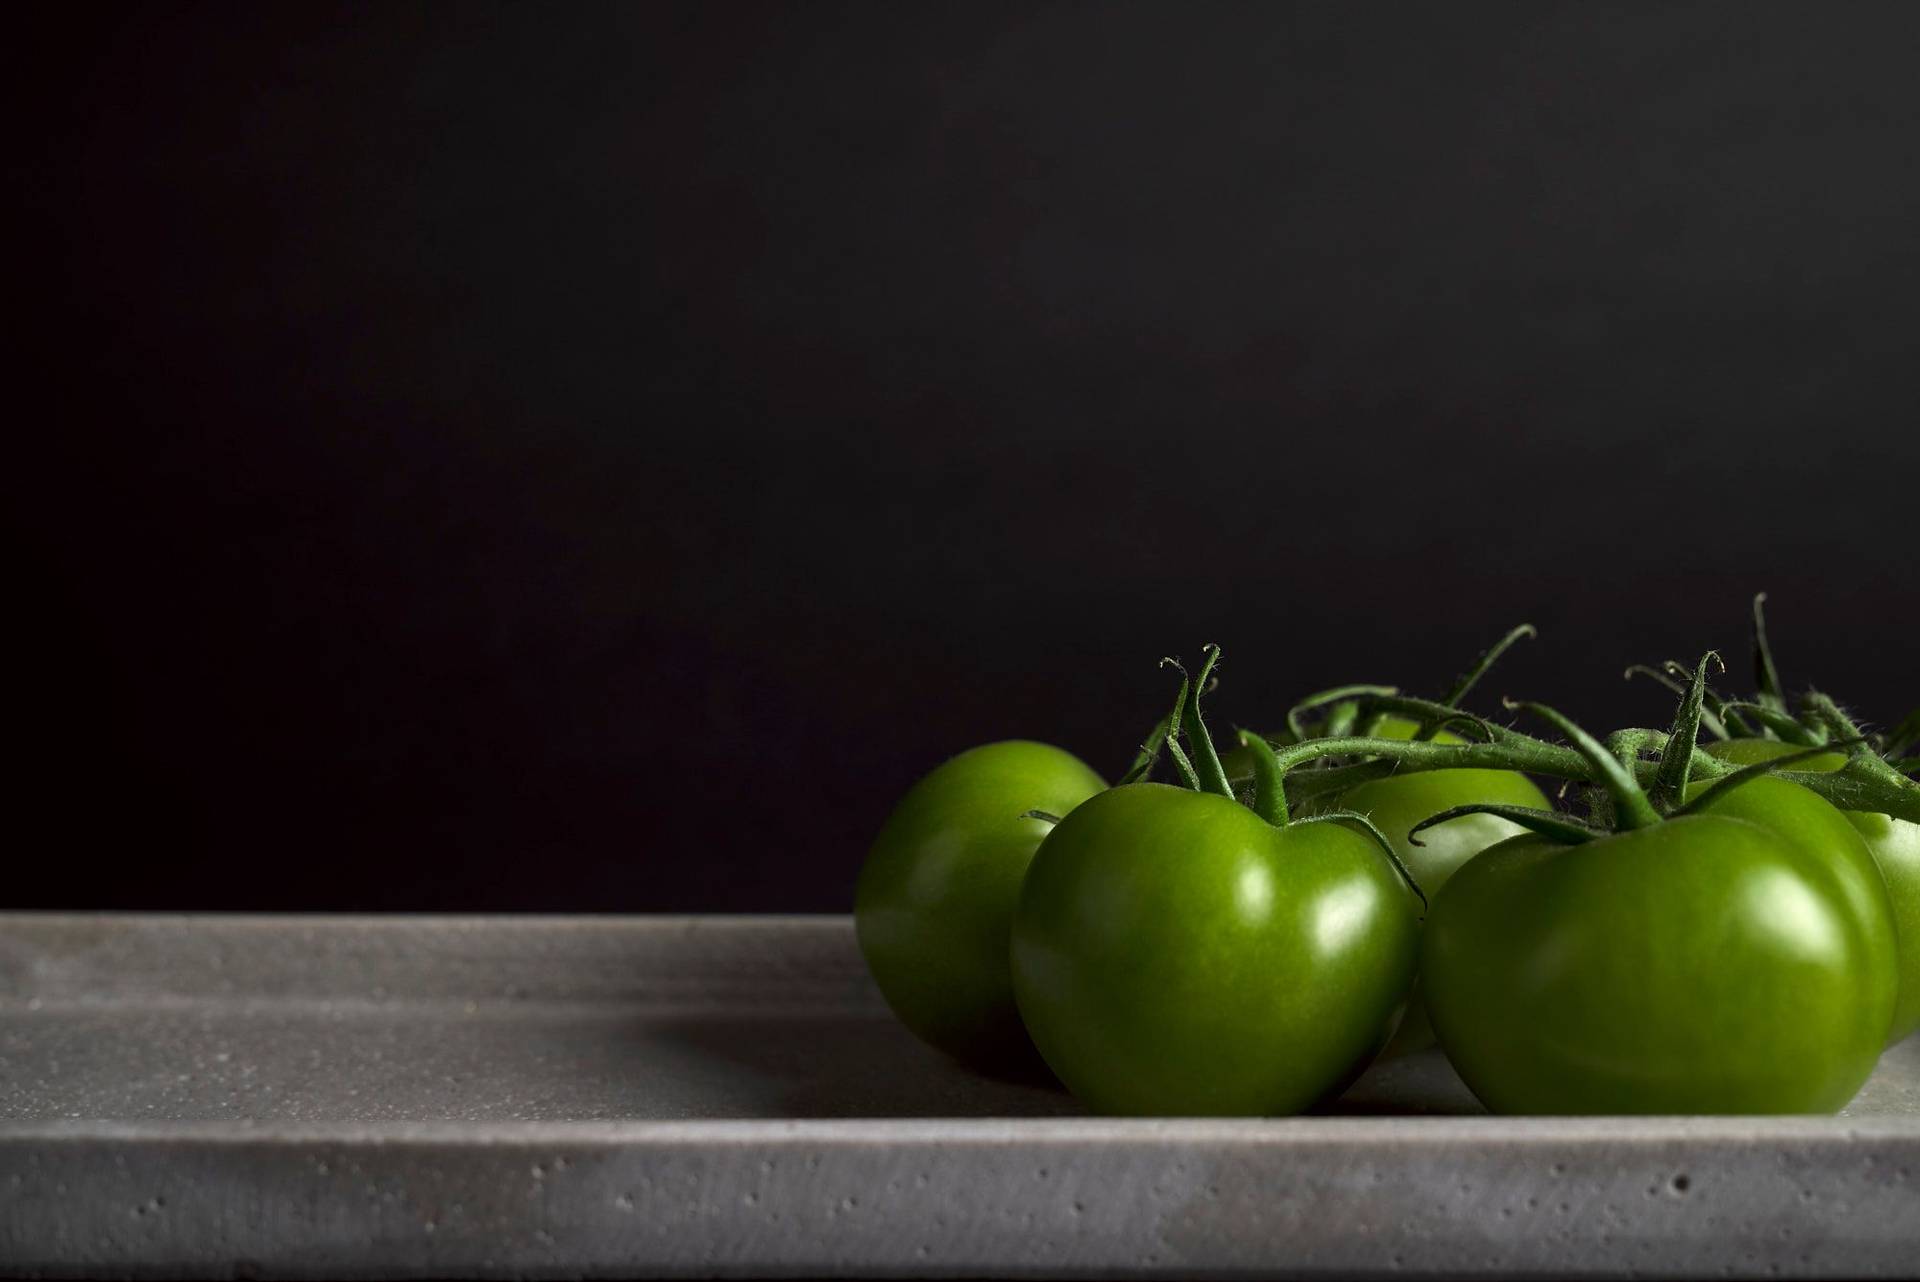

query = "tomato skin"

[1280,718,1552,1055]
[1422,816,1893,1114]
[855,741,1106,1069]
[1706,739,1920,1044]
[1010,783,1418,1116]
[1846,811,1920,1042]
[1325,762,1549,1055]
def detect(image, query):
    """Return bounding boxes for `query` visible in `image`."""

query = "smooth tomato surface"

[1255,718,1551,1056]
[1423,815,1893,1114]
[1706,738,1920,1044]
[1010,783,1418,1116]
[1323,718,1550,1055]
[855,740,1106,1069]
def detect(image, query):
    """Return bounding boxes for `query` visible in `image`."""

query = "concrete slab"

[1,914,1914,1277]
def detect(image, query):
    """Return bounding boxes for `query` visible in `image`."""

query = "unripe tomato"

[1315,718,1550,1056]
[1010,783,1419,1115]
[855,741,1106,1070]
[1423,815,1894,1114]
[1706,738,1920,1044]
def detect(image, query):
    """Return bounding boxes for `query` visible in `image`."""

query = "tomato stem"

[1409,802,1602,848]
[1751,592,1788,717]
[1235,730,1291,826]
[1506,701,1662,830]
[1674,740,1868,818]
[1154,647,1237,799]
[1800,691,1867,753]
[1885,708,1920,760]
[1650,652,1722,812]
[1321,699,1366,739]
[1118,711,1174,786]
[1283,684,1398,745]
[1434,623,1535,721]
[1783,764,1920,821]
[1294,812,1427,908]
[1718,700,1819,745]
[1183,647,1237,798]
[1164,730,1203,791]
[1260,709,1920,828]
[1357,695,1503,742]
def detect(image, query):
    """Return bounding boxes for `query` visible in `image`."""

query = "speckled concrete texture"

[0,914,1916,1277]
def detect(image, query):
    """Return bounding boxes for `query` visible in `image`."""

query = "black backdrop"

[13,3,1918,912]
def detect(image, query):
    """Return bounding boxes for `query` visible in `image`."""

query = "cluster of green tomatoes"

[854,600,1920,1116]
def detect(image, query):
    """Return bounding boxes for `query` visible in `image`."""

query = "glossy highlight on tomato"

[1010,782,1419,1116]
[1706,738,1920,1044]
[855,740,1106,1069]
[1422,814,1893,1114]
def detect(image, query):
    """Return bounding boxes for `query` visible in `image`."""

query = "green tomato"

[1316,717,1551,1056]
[1423,815,1894,1114]
[1221,716,1551,1057]
[855,740,1106,1069]
[1327,769,1548,1055]
[1010,782,1419,1115]
[1706,738,1920,1044]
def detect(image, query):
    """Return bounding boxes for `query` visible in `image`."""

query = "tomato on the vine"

[1309,717,1549,1055]
[1422,812,1893,1114]
[1010,781,1419,1116]
[1416,693,1896,1116]
[1705,737,1920,1044]
[855,740,1106,1069]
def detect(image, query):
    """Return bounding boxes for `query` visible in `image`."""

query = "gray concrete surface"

[0,913,1915,1277]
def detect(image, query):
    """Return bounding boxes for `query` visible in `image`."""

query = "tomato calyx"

[1282,684,1401,745]
[1631,594,1917,763]
[1408,802,1603,847]
[1138,646,1429,908]
[1430,654,1882,853]
[1270,634,1920,828]
[1302,649,1894,856]
[1263,623,1537,751]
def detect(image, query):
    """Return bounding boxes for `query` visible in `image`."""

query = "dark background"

[12,3,1917,912]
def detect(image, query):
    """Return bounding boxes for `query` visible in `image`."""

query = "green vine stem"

[1283,684,1399,744]
[1258,626,1534,754]
[1321,699,1365,739]
[1408,802,1604,847]
[1118,711,1173,786]
[1164,731,1203,791]
[1797,692,1920,803]
[1674,739,1870,818]
[1151,664,1203,791]
[1650,652,1721,812]
[1509,701,1662,829]
[1293,812,1428,908]
[1624,663,1732,741]
[1179,645,1235,798]
[1801,691,1869,750]
[1717,700,1819,745]
[1751,592,1788,716]
[1155,674,1428,907]
[1430,623,1536,730]
[1261,720,1920,826]
[1235,730,1289,826]
[1885,708,1920,760]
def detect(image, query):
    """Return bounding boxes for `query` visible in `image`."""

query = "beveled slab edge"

[3,1122,1917,1279]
